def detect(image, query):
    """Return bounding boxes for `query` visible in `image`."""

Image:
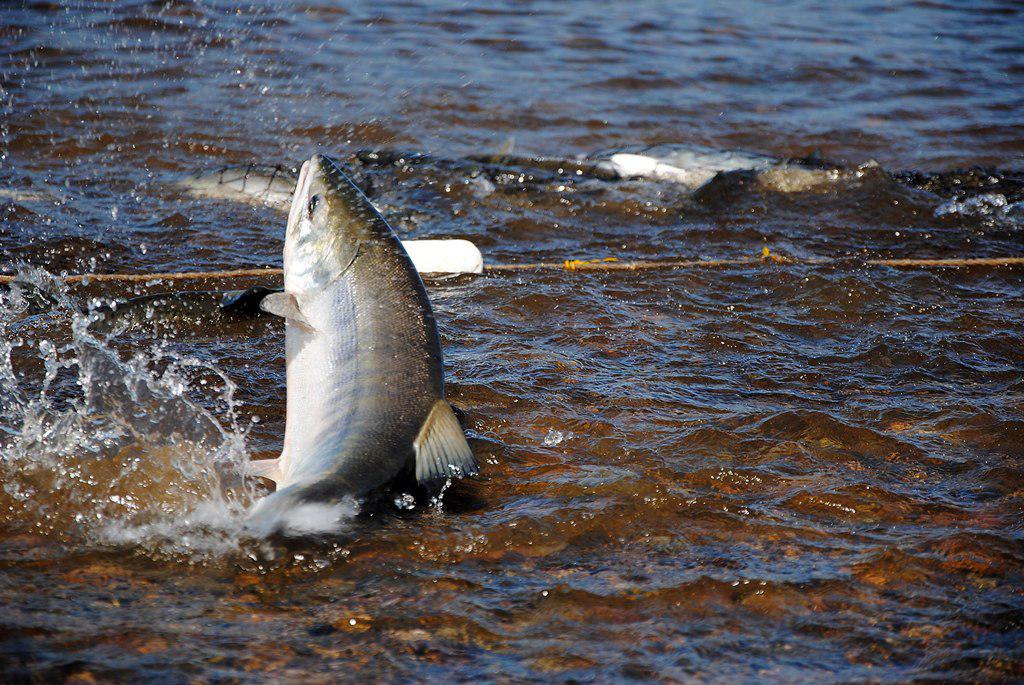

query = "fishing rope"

[489,252,1024,272]
[2,250,1023,285]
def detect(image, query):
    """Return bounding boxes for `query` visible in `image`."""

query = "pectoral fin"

[220,286,282,316]
[260,291,314,332]
[413,400,478,484]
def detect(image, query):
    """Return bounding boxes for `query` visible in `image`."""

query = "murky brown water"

[2,1,1024,682]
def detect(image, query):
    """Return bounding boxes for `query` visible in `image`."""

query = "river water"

[2,1,1023,682]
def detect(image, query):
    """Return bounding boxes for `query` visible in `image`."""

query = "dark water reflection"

[2,0,1023,681]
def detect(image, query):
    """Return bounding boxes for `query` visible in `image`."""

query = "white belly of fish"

[277,278,359,486]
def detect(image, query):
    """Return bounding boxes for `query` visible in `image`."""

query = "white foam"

[935,192,1020,221]
[275,499,359,536]
[245,493,359,538]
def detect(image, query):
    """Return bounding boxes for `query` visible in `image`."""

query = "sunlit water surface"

[1,1,1023,681]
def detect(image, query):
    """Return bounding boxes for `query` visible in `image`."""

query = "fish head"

[284,153,379,293]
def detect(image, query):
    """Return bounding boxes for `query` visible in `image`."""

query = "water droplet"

[543,429,570,446]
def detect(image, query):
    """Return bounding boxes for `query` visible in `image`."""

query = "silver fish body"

[248,154,475,535]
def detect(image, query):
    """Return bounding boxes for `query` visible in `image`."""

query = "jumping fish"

[247,154,477,535]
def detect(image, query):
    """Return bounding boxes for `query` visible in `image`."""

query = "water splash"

[543,429,571,447]
[935,192,1022,224]
[0,269,258,558]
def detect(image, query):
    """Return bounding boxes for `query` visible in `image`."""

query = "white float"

[400,239,484,275]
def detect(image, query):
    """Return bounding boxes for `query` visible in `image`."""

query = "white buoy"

[400,239,483,275]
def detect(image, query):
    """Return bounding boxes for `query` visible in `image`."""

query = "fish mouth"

[286,157,314,237]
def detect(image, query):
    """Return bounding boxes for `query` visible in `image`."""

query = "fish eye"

[307,194,321,217]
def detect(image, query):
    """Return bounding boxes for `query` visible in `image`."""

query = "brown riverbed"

[1,1,1023,682]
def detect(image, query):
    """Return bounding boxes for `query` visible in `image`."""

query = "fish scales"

[248,154,475,534]
[283,242,443,491]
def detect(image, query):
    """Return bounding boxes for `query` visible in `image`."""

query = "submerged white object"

[604,146,780,189]
[607,153,718,188]
[401,239,483,275]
